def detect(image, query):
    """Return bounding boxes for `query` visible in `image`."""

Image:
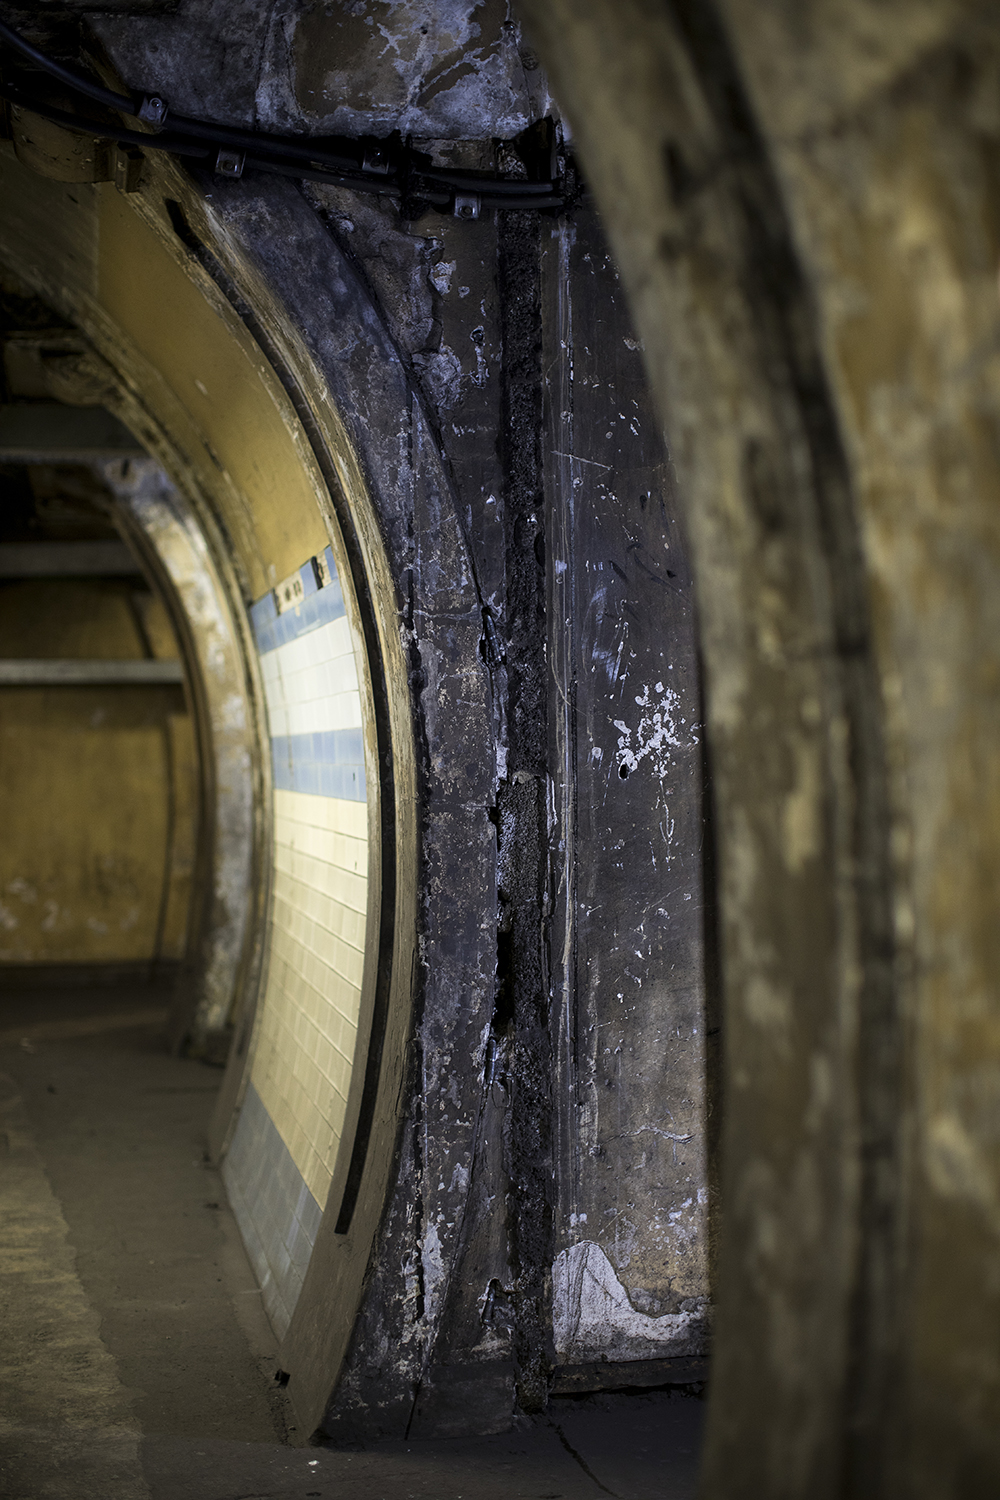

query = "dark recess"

[495,207,554,1413]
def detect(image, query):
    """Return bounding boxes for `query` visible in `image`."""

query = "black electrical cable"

[0,19,381,169]
[0,79,210,158]
[165,117,369,170]
[1,80,568,209]
[0,17,135,114]
[0,17,570,212]
[246,155,410,200]
[416,169,554,196]
[0,17,391,173]
[0,81,411,198]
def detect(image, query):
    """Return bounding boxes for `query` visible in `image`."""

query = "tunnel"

[0,15,710,1494]
[3,4,1000,1498]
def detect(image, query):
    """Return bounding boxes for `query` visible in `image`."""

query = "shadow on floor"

[0,985,704,1500]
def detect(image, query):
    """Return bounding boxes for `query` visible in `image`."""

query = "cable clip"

[214,148,245,179]
[136,93,168,129]
[362,147,390,176]
[453,192,480,220]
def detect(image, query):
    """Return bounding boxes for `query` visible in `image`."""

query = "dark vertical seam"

[497,205,554,1411]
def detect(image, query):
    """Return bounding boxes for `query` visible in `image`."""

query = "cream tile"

[249,689,373,1209]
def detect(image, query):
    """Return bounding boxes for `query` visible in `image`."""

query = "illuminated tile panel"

[253,558,366,804]
[225,547,371,1336]
[222,1082,322,1337]
[250,788,367,1208]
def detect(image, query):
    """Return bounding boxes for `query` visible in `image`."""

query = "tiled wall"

[221,1081,323,1334]
[222,547,370,1337]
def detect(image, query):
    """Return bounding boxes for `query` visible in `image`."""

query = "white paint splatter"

[611,685,700,855]
[469,327,489,386]
[612,683,695,780]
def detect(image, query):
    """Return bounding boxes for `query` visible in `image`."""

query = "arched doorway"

[0,137,418,1433]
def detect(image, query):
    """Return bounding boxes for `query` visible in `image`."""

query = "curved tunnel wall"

[0,139,415,1424]
[100,455,259,1053]
[225,545,372,1335]
[4,2,998,1486]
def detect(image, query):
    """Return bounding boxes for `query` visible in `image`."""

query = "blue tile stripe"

[249,547,365,799]
[250,547,345,656]
[299,558,319,597]
[271,731,366,801]
[249,588,277,639]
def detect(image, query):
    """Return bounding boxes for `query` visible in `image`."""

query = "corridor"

[0,979,703,1500]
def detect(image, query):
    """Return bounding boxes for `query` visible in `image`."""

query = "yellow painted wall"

[0,579,197,965]
[96,191,330,595]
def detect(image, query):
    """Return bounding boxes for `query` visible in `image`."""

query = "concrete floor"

[0,985,704,1500]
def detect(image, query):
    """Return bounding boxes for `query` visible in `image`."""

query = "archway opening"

[0,440,197,989]
[0,117,422,1468]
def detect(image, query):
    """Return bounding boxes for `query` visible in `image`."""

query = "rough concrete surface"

[516,0,1000,1493]
[90,0,556,141]
[0,985,703,1498]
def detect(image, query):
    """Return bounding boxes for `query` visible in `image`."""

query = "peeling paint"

[430,259,457,295]
[411,345,465,409]
[553,1240,707,1361]
[421,1219,446,1324]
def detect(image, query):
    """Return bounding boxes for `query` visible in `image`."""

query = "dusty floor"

[0,985,704,1499]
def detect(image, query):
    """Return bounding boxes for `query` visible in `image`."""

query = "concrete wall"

[517,0,1000,1492]
[544,214,709,1363]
